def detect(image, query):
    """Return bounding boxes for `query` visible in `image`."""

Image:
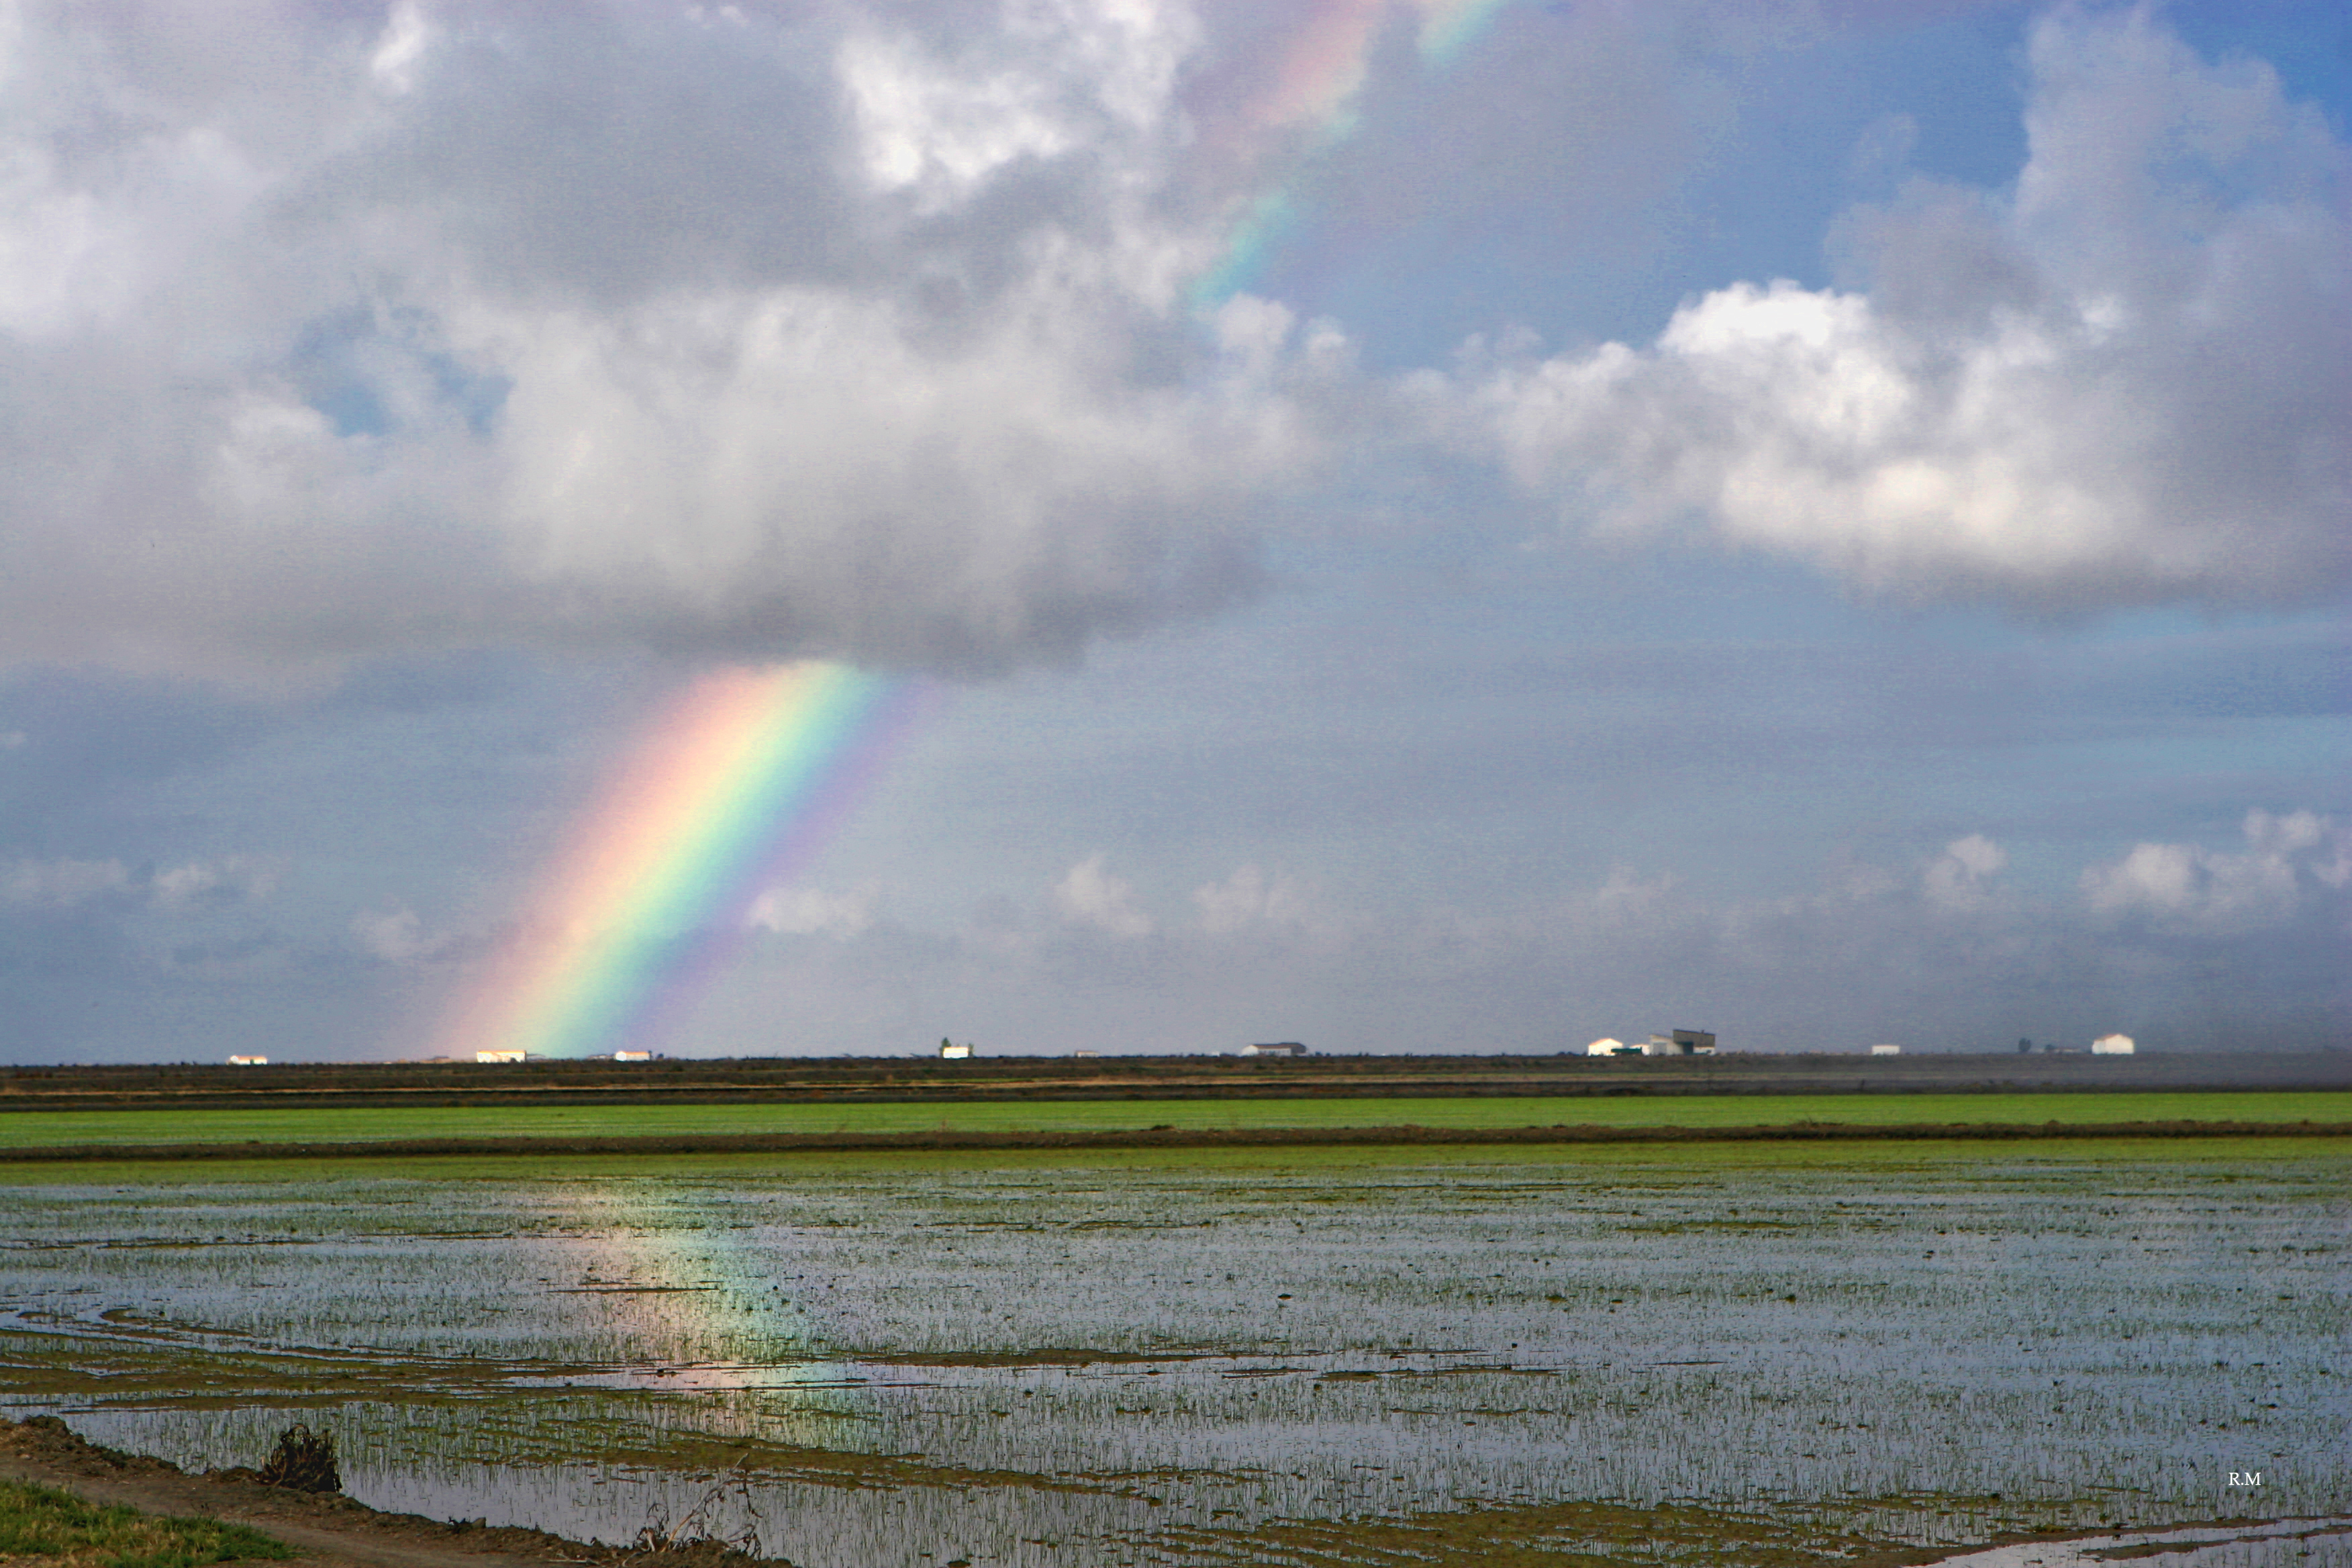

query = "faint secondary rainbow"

[1195,0,1520,307]
[434,663,910,1061]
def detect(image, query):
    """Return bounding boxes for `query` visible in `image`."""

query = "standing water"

[2,1141,2345,1567]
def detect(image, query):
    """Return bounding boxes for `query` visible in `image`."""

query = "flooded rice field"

[1,1141,2345,1568]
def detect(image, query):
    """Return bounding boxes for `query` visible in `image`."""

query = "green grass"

[0,1479,291,1568]
[0,1089,2343,1150]
[1,1131,2345,1188]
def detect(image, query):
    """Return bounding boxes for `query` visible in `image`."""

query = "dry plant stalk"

[256,1424,340,1494]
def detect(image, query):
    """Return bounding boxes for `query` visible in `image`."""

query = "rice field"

[0,1089,2344,1150]
[2,1139,2345,1568]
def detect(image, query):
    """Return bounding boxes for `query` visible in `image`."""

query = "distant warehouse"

[1240,1042,1308,1057]
[2092,1033,2135,1055]
[1589,1032,1713,1057]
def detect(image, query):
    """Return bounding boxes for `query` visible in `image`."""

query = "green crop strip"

[0,1130,2343,1187]
[1,1089,2346,1149]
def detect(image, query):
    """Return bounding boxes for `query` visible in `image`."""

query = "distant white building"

[939,1041,973,1059]
[1643,1030,1716,1057]
[476,1049,524,1064]
[1240,1042,1308,1057]
[228,1055,267,1066]
[2092,1033,2135,1055]
[1870,1044,1902,1056]
[1586,1037,1638,1057]
[612,1050,651,1062]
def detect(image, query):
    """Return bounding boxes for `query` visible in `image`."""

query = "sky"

[0,0,2345,1064]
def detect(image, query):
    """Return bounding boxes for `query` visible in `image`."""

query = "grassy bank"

[1,1089,2347,1150]
[0,1479,289,1568]
[3,1131,2349,1189]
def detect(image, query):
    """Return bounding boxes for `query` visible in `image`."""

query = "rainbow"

[1414,0,1516,65]
[545,1181,854,1428]
[1194,0,1520,307]
[434,663,908,1061]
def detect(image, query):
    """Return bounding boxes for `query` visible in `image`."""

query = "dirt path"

[0,1418,771,1568]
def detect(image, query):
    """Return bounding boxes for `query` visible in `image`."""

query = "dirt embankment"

[3,1050,2345,1113]
[0,1417,787,1568]
[0,1117,2346,1165]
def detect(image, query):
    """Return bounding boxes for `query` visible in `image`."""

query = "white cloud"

[1,859,132,908]
[2081,809,2349,935]
[838,0,1189,216]
[3,2,2329,689]
[671,822,2350,1056]
[152,855,279,910]
[1442,7,2351,611]
[745,883,881,938]
[369,2,436,96]
[0,854,275,912]
[1924,834,2006,911]
[1052,852,1153,937]
[0,1,1325,682]
[350,904,451,963]
[1191,863,1310,934]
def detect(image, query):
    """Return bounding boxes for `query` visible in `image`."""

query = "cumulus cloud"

[5,2,2331,686]
[350,903,455,963]
[2081,809,2350,934]
[1,854,276,912]
[1052,852,1153,937]
[745,883,881,938]
[1924,834,2007,911]
[2,1,2341,709]
[152,854,281,910]
[1191,863,1312,934]
[710,828,2352,1056]
[0,1,1335,681]
[1,859,133,909]
[1442,6,2351,610]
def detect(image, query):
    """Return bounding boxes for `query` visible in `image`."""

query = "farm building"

[1240,1042,1308,1057]
[1643,1030,1716,1056]
[1586,1037,1640,1057]
[476,1049,524,1064]
[1870,1044,1901,1056]
[2092,1033,2135,1055]
[228,1055,267,1066]
[939,1041,973,1059]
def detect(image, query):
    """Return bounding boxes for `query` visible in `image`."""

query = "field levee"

[0,1048,2345,1113]
[2,1118,2349,1165]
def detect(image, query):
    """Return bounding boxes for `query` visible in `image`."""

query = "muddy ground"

[0,1417,790,1568]
[9,1417,2333,1568]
